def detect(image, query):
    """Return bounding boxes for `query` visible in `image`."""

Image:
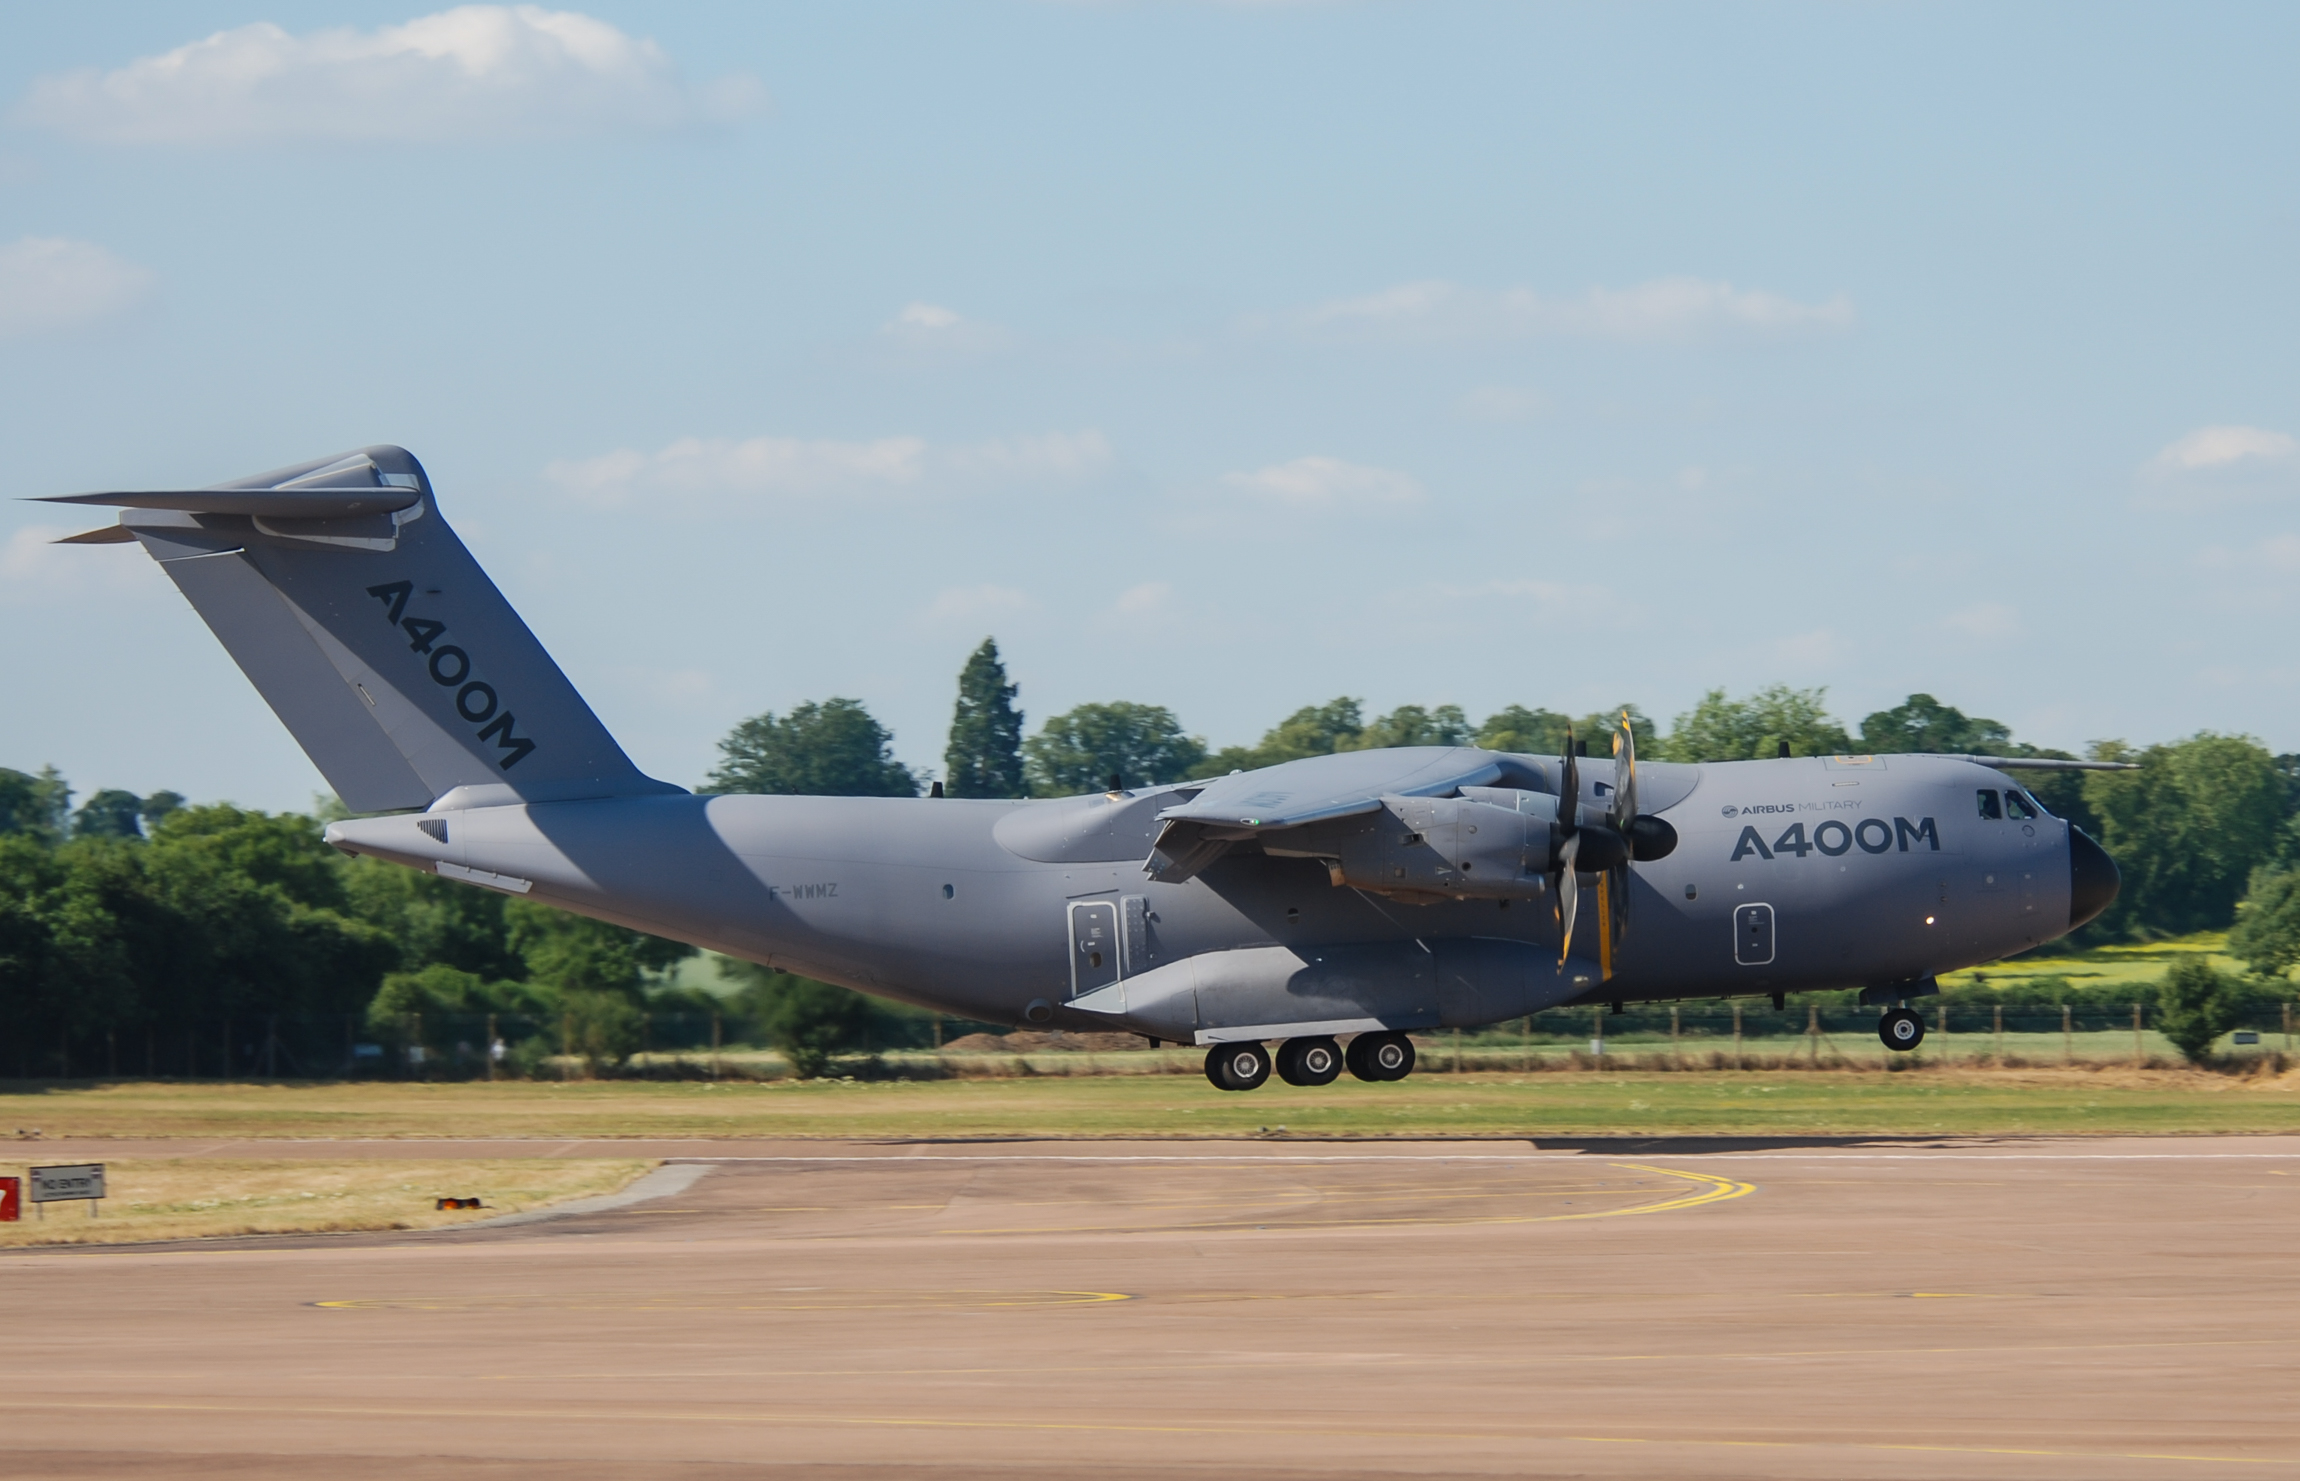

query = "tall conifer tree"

[944,638,1026,798]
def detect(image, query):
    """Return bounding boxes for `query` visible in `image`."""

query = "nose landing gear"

[1879,1006,1926,1051]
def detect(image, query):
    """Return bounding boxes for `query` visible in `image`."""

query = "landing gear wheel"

[1345,1031,1417,1083]
[1204,1042,1271,1091]
[1879,1007,1926,1052]
[1276,1036,1343,1087]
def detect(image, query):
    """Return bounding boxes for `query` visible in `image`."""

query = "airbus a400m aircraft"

[47,446,2125,1090]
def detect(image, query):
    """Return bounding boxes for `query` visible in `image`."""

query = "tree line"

[3,643,2297,1077]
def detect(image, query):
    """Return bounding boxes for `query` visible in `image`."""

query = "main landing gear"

[1276,1036,1342,1086]
[1204,1032,1415,1091]
[1879,1006,1926,1051]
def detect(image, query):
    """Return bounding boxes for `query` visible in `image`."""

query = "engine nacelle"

[1265,794,1554,903]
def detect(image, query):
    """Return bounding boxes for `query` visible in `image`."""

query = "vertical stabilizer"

[45,445,681,812]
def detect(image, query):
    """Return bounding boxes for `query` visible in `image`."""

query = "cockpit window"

[1976,789,2003,820]
[2005,790,2038,821]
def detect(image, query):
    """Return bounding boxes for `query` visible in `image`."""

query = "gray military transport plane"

[46,446,2126,1090]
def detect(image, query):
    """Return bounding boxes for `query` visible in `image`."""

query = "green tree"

[73,789,148,839]
[1857,694,2014,755]
[0,766,72,840]
[1472,704,1658,757]
[140,805,397,1030]
[2153,958,2253,1064]
[139,790,185,829]
[1663,686,1851,762]
[2082,734,2286,937]
[343,857,524,981]
[506,899,691,998]
[1025,702,1207,795]
[0,837,151,1059]
[705,698,918,797]
[943,638,1026,798]
[1347,704,1472,750]
[1475,705,1573,755]
[731,965,873,1078]
[1197,697,1365,775]
[2229,869,2300,981]
[364,962,544,1035]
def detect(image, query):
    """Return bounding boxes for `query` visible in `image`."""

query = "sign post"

[29,1164,105,1219]
[0,1177,18,1222]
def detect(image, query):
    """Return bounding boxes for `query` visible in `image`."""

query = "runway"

[6,1136,2298,1479]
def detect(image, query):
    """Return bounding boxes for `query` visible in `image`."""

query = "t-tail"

[42,445,681,812]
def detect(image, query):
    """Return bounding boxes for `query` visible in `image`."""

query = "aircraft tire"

[1878,1007,1926,1052]
[1204,1042,1271,1091]
[1346,1031,1416,1083]
[1276,1036,1343,1087]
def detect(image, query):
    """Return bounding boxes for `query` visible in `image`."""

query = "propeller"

[1553,711,1674,975]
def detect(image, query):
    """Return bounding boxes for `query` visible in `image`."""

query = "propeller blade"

[1612,710,1637,835]
[1556,726,1579,832]
[1597,869,1613,980]
[1555,832,1581,965]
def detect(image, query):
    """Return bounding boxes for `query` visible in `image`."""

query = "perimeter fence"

[4,997,2285,1081]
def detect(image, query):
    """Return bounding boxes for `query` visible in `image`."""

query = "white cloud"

[942,431,1112,480]
[2197,533,2300,574]
[1113,581,1173,615]
[0,237,154,337]
[1304,276,1854,343]
[17,6,763,146]
[1942,601,2022,640]
[0,523,157,605]
[2153,425,2298,472]
[2137,425,2300,509]
[1220,455,1424,508]
[891,302,963,331]
[1459,385,1552,422]
[923,585,1033,625]
[547,430,1110,509]
[876,301,1011,358]
[1773,628,1851,668]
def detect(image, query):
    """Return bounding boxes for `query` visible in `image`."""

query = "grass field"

[0,1064,2296,1142]
[0,1157,648,1248]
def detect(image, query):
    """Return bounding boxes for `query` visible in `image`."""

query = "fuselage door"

[1069,899,1121,998]
[1733,902,1776,966]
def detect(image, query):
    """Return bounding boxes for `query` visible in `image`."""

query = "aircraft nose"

[2068,825,2119,930]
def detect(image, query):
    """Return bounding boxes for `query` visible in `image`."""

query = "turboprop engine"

[1263,792,1589,903]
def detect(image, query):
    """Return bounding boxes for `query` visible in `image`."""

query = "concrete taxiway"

[5,1135,2298,1479]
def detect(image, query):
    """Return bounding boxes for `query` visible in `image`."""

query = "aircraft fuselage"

[327,751,2090,1042]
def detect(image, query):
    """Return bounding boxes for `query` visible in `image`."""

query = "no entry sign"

[29,1164,105,1204]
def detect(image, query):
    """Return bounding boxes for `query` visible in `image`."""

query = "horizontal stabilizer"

[53,524,137,544]
[40,488,421,518]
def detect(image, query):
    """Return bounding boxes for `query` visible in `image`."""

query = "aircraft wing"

[1147,746,1552,883]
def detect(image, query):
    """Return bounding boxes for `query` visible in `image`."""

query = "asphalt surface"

[5,1135,2298,1479]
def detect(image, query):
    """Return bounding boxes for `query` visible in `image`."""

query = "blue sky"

[3,2,2296,811]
